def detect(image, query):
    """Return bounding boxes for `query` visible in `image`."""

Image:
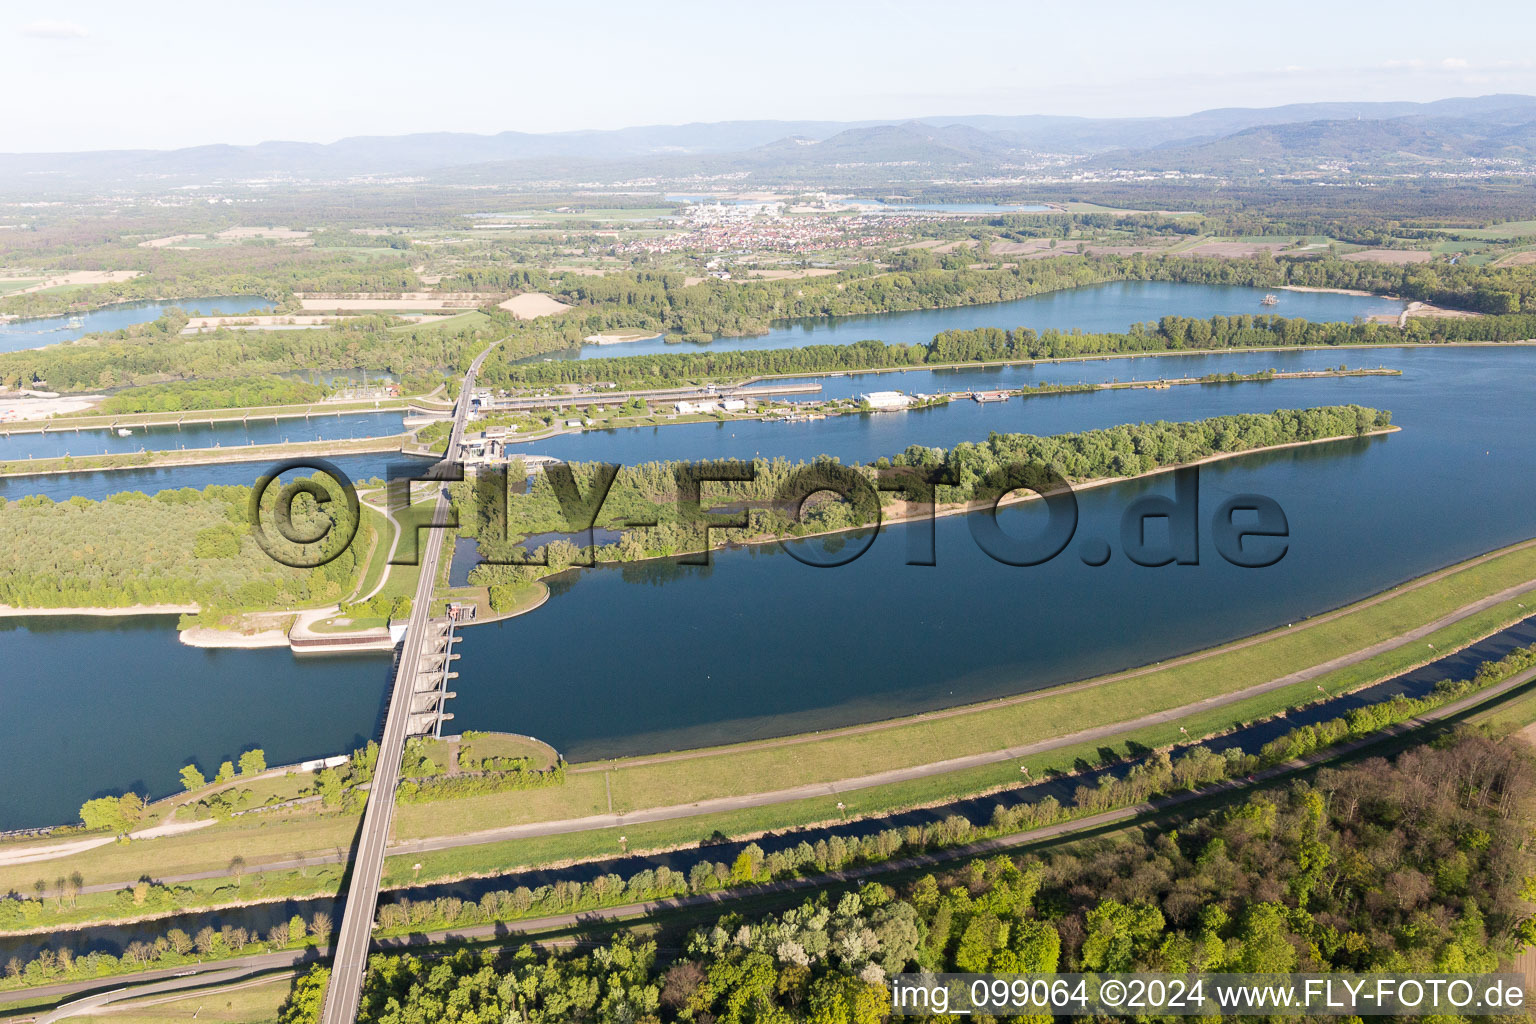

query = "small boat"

[1261,294,1279,306]
[116,427,132,437]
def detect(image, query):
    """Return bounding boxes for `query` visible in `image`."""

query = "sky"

[6,0,1536,153]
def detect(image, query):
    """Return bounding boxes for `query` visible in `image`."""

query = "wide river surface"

[0,339,1527,827]
[0,296,276,353]
[553,281,1404,359]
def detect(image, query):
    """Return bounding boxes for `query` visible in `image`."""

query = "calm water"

[518,348,1406,466]
[10,613,1530,964]
[0,296,276,353]
[0,341,1532,827]
[558,282,1405,359]
[0,411,405,463]
[448,529,625,588]
[0,616,389,830]
[450,344,1536,759]
[0,451,433,503]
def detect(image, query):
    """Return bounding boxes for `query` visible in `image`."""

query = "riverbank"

[6,555,1529,939]
[0,433,405,479]
[476,366,1398,454]
[0,603,196,619]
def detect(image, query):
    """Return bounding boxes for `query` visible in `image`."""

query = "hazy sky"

[7,0,1535,152]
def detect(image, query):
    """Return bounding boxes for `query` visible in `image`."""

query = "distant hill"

[1089,102,1536,174]
[3,95,1534,190]
[946,95,1536,153]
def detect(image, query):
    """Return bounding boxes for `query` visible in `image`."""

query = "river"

[542,281,1404,359]
[0,410,406,464]
[5,613,1530,965]
[449,344,1536,759]
[0,296,277,354]
[0,327,1526,827]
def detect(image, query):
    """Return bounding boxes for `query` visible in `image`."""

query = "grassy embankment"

[380,537,1536,876]
[4,537,1535,922]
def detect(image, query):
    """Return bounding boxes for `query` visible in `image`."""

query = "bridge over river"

[319,340,498,1024]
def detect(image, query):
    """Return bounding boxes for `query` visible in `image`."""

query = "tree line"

[488,310,1536,388]
[455,405,1390,582]
[268,729,1533,1022]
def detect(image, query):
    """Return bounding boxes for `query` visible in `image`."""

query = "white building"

[676,400,720,415]
[861,390,912,411]
[721,398,747,412]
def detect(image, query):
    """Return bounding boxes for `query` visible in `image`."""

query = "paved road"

[319,342,498,1024]
[11,661,1534,1022]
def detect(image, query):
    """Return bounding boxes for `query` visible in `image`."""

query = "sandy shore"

[1279,285,1381,297]
[583,329,662,345]
[0,603,195,618]
[178,626,290,649]
[1,393,107,422]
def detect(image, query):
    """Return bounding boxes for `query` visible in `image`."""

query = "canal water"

[0,451,434,504]
[553,281,1404,359]
[0,410,406,463]
[0,296,276,354]
[6,613,1530,965]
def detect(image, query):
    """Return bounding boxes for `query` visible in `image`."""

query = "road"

[318,343,498,1024]
[12,659,1536,1021]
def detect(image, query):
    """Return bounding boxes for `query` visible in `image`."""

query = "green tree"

[278,965,329,1023]
[79,794,143,836]
[179,764,206,792]
[238,749,267,776]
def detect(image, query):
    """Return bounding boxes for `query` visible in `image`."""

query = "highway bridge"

[318,342,497,1024]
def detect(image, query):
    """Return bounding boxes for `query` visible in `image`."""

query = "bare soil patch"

[499,292,573,319]
[1182,240,1291,258]
[745,268,841,280]
[1342,249,1432,265]
[215,226,311,241]
[0,269,142,293]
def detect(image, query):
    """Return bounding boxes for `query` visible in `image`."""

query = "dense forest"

[268,730,1536,1023]
[0,311,499,394]
[96,376,325,413]
[0,480,366,613]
